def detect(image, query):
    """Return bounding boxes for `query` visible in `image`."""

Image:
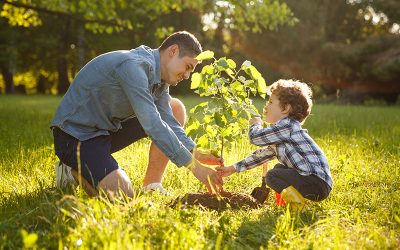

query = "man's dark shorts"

[53,118,147,187]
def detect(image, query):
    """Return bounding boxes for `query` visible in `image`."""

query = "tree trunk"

[57,58,69,94]
[1,66,15,94]
[57,19,71,95]
[77,25,86,69]
[36,74,47,94]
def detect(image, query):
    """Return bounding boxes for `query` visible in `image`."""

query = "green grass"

[0,95,399,249]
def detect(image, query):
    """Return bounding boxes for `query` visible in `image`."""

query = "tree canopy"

[231,0,400,101]
[0,0,398,102]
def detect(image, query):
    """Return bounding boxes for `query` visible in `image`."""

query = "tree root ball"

[170,191,263,211]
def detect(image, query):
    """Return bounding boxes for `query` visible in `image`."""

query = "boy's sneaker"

[141,183,169,195]
[55,161,77,189]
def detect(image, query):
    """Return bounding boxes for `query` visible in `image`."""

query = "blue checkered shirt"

[233,117,333,188]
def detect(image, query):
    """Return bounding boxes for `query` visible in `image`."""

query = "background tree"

[0,0,295,94]
[2,0,397,102]
[229,0,400,102]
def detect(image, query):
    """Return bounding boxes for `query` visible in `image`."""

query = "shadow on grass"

[229,207,322,249]
[0,187,76,249]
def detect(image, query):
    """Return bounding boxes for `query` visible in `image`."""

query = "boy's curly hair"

[267,79,313,123]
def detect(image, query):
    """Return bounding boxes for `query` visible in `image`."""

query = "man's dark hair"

[159,31,202,57]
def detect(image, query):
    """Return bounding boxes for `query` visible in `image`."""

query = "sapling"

[187,50,267,159]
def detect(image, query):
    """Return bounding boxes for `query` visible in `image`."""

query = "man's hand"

[189,159,224,193]
[194,149,224,166]
[249,117,262,126]
[215,165,236,178]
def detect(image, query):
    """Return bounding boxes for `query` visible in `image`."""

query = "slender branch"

[0,0,128,27]
[216,67,226,159]
[229,68,242,85]
[220,134,224,160]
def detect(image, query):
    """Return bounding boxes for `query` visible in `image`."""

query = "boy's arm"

[234,146,276,172]
[248,120,291,146]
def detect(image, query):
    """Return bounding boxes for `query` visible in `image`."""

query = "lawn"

[0,95,399,249]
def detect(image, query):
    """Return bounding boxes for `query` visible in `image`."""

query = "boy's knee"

[265,170,281,191]
[265,172,274,187]
[170,98,187,126]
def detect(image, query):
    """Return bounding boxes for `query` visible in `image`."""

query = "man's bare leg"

[71,168,134,198]
[97,169,134,198]
[70,169,98,197]
[69,98,185,197]
[143,98,187,186]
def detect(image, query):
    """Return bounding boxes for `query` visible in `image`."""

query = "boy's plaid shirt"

[233,117,333,188]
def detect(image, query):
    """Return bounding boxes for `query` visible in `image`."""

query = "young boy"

[216,79,333,211]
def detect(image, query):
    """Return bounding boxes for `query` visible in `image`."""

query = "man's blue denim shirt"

[50,45,195,167]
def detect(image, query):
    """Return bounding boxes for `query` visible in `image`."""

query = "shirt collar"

[151,49,162,84]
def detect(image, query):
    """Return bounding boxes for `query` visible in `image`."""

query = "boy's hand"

[194,149,224,165]
[215,165,236,178]
[249,117,262,126]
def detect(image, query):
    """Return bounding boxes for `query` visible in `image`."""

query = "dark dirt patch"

[170,191,267,211]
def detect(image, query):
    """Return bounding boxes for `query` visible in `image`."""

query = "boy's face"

[263,94,289,124]
[164,45,198,86]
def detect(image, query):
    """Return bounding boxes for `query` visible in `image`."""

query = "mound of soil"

[170,191,264,211]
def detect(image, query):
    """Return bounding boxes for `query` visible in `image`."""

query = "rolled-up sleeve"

[115,59,192,167]
[155,92,196,152]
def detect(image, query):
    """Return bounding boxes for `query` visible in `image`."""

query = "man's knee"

[170,98,186,126]
[98,169,134,198]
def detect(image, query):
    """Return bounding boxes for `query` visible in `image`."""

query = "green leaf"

[204,114,213,123]
[210,149,221,158]
[198,101,208,107]
[197,134,209,149]
[225,68,234,78]
[238,117,249,125]
[227,59,236,69]
[186,120,200,135]
[238,76,246,84]
[231,81,244,93]
[214,113,227,127]
[196,50,214,60]
[206,125,218,137]
[106,26,114,34]
[21,230,38,248]
[197,104,209,114]
[216,58,229,70]
[245,79,255,88]
[202,65,214,74]
[242,60,251,68]
[250,86,257,95]
[222,123,241,137]
[249,65,261,79]
[191,72,201,89]
[221,86,229,94]
[246,108,261,117]
[257,77,267,98]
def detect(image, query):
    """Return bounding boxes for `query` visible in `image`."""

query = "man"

[51,31,223,197]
